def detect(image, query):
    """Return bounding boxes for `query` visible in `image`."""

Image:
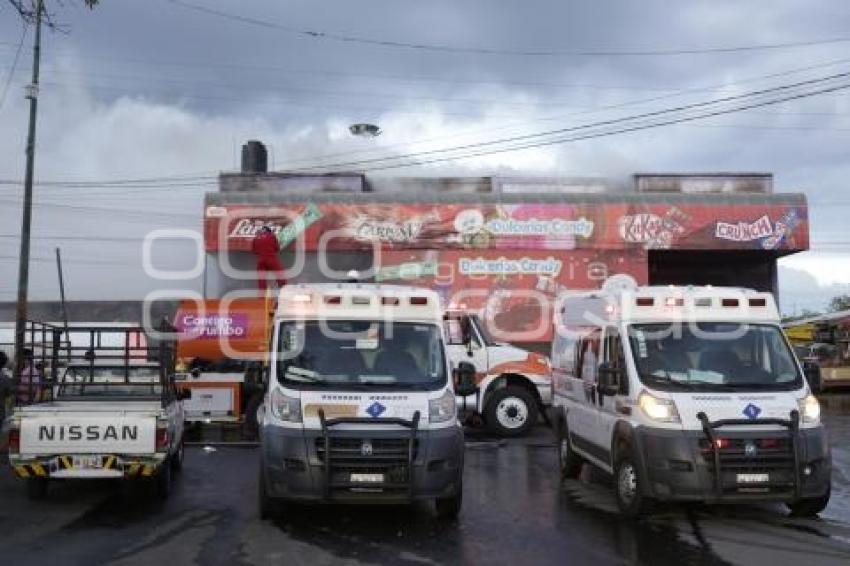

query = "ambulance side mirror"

[454,361,478,396]
[598,362,624,397]
[802,361,821,394]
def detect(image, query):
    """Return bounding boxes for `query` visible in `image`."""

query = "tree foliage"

[828,294,850,313]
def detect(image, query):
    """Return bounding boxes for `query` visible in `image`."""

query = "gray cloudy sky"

[1,0,849,313]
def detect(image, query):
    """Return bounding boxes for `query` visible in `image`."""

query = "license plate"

[736,473,769,484]
[350,473,384,483]
[72,456,101,469]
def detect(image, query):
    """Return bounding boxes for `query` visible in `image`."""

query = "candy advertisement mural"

[204,200,808,253]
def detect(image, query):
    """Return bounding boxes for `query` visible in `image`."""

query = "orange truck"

[172,298,272,424]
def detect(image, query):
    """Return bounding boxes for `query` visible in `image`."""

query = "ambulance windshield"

[276,320,447,391]
[628,322,803,392]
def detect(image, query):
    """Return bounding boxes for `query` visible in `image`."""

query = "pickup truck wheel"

[171,441,185,473]
[614,451,652,519]
[26,477,48,500]
[156,458,172,500]
[485,387,538,437]
[787,487,831,517]
[557,422,583,480]
[435,482,462,520]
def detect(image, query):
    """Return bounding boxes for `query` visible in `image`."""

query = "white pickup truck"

[7,324,189,500]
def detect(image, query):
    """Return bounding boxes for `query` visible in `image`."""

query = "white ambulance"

[443,310,551,436]
[551,276,831,517]
[258,284,466,519]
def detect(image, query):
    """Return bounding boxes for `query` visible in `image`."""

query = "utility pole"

[13,0,44,380]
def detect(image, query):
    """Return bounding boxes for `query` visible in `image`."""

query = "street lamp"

[349,123,382,137]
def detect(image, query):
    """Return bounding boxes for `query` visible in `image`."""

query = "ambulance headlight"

[429,389,457,423]
[638,391,680,423]
[270,388,302,423]
[798,394,820,424]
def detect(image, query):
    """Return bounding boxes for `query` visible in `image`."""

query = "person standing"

[16,348,42,405]
[0,352,13,426]
[251,226,287,291]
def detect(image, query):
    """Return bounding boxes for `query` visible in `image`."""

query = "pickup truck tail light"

[8,428,20,454]
[155,428,169,452]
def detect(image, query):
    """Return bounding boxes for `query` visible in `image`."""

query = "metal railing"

[5,321,175,408]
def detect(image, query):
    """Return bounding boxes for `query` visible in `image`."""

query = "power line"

[7,64,849,118]
[275,57,850,169]
[3,48,849,175]
[169,0,850,58]
[337,79,850,172]
[0,198,198,219]
[281,71,850,172]
[3,64,687,95]
[5,41,850,93]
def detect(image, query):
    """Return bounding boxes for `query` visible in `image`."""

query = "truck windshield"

[276,320,447,390]
[57,366,163,398]
[628,322,803,392]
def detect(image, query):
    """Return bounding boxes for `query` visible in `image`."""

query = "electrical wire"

[280,71,850,172]
[169,0,850,58]
[357,82,850,172]
[0,54,847,183]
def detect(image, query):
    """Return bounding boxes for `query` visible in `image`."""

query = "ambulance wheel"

[156,459,172,500]
[557,422,583,480]
[787,487,831,517]
[258,465,280,520]
[435,482,462,520]
[614,451,652,518]
[26,477,48,500]
[485,387,538,437]
[171,440,185,473]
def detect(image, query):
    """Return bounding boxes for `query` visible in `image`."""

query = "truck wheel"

[435,482,462,520]
[614,451,652,518]
[156,458,172,500]
[787,487,831,517]
[556,422,583,480]
[485,387,538,437]
[243,391,264,441]
[258,466,279,520]
[26,477,48,500]
[171,440,185,473]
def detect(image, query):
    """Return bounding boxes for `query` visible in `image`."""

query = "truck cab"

[444,310,550,436]
[258,284,465,519]
[551,277,831,518]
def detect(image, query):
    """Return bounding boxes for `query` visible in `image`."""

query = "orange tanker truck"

[172,297,273,434]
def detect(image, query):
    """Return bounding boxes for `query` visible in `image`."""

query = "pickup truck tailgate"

[19,414,157,456]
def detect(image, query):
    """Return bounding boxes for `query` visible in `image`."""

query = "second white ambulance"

[551,276,831,517]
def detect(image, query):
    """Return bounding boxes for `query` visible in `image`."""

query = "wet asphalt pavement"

[1,412,850,565]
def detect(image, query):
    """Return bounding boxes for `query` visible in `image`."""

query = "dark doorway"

[648,250,778,293]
